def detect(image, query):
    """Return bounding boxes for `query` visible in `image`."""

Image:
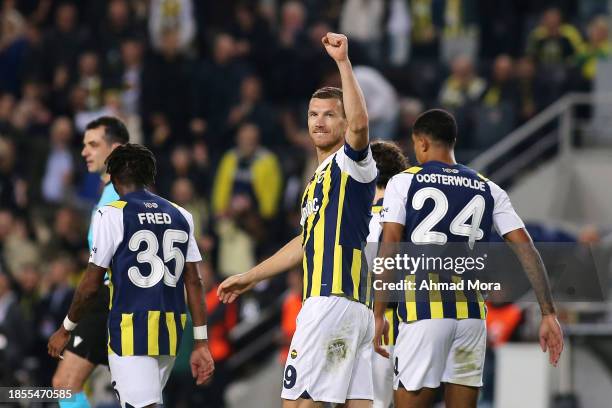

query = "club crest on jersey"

[300,198,320,225]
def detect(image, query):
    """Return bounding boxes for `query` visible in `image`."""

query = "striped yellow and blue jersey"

[367,198,400,345]
[300,143,377,306]
[382,161,525,322]
[89,189,202,356]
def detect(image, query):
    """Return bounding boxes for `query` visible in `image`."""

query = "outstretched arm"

[504,228,563,366]
[322,32,369,151]
[218,235,303,303]
[184,261,214,385]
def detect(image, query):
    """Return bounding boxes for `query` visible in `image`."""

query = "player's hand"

[47,327,71,359]
[539,313,564,367]
[191,341,215,385]
[322,32,348,62]
[217,273,256,304]
[373,314,390,358]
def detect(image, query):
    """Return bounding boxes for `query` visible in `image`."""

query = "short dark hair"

[85,116,129,145]
[413,109,457,147]
[106,143,156,187]
[371,141,409,188]
[311,86,345,117]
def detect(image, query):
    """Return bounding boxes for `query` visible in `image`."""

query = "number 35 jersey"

[89,189,202,356]
[381,161,524,322]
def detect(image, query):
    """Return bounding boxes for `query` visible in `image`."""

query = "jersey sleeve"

[381,173,413,225]
[488,181,525,236]
[177,206,203,263]
[89,206,124,268]
[335,143,378,183]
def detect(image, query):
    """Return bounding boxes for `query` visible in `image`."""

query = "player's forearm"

[66,264,106,323]
[248,235,303,283]
[184,262,207,327]
[337,60,369,150]
[505,230,556,315]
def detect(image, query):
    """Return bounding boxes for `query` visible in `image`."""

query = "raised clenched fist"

[322,32,348,62]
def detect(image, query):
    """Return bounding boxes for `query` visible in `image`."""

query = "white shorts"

[372,345,394,408]
[281,296,374,403]
[108,354,176,407]
[393,319,486,391]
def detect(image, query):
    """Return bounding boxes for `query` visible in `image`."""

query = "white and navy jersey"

[367,197,400,345]
[89,189,202,356]
[382,162,524,321]
[300,143,377,306]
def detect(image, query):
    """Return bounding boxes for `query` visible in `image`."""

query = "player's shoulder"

[96,201,125,219]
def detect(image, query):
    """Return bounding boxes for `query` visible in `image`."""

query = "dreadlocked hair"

[105,143,157,187]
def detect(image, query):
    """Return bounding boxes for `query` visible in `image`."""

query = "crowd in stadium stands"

[0,0,611,403]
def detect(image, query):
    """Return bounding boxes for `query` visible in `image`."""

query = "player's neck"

[115,184,144,197]
[424,150,457,166]
[316,141,343,165]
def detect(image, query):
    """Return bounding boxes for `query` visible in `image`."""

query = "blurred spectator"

[340,0,384,62]
[41,116,74,203]
[226,75,281,147]
[12,80,52,135]
[354,65,399,140]
[516,57,544,123]
[230,3,276,79]
[0,137,27,210]
[41,2,91,80]
[212,123,282,220]
[15,263,41,325]
[574,16,611,86]
[99,0,141,71]
[409,0,444,58]
[0,3,27,95]
[0,272,30,385]
[170,177,209,244]
[387,0,412,66]
[526,8,584,66]
[192,32,250,153]
[440,0,479,63]
[2,214,40,277]
[44,206,88,265]
[481,55,519,110]
[36,255,76,384]
[142,28,194,147]
[117,37,144,116]
[439,55,486,109]
[149,0,196,55]
[157,144,209,197]
[279,268,302,364]
[77,51,103,111]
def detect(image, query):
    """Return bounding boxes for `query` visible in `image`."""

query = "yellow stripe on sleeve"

[428,273,444,319]
[403,166,423,174]
[147,311,160,356]
[311,165,332,296]
[106,200,127,209]
[452,276,469,319]
[180,313,187,329]
[405,275,417,321]
[166,312,178,356]
[120,313,134,355]
[332,172,349,294]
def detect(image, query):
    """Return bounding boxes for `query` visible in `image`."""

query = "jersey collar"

[315,145,342,174]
